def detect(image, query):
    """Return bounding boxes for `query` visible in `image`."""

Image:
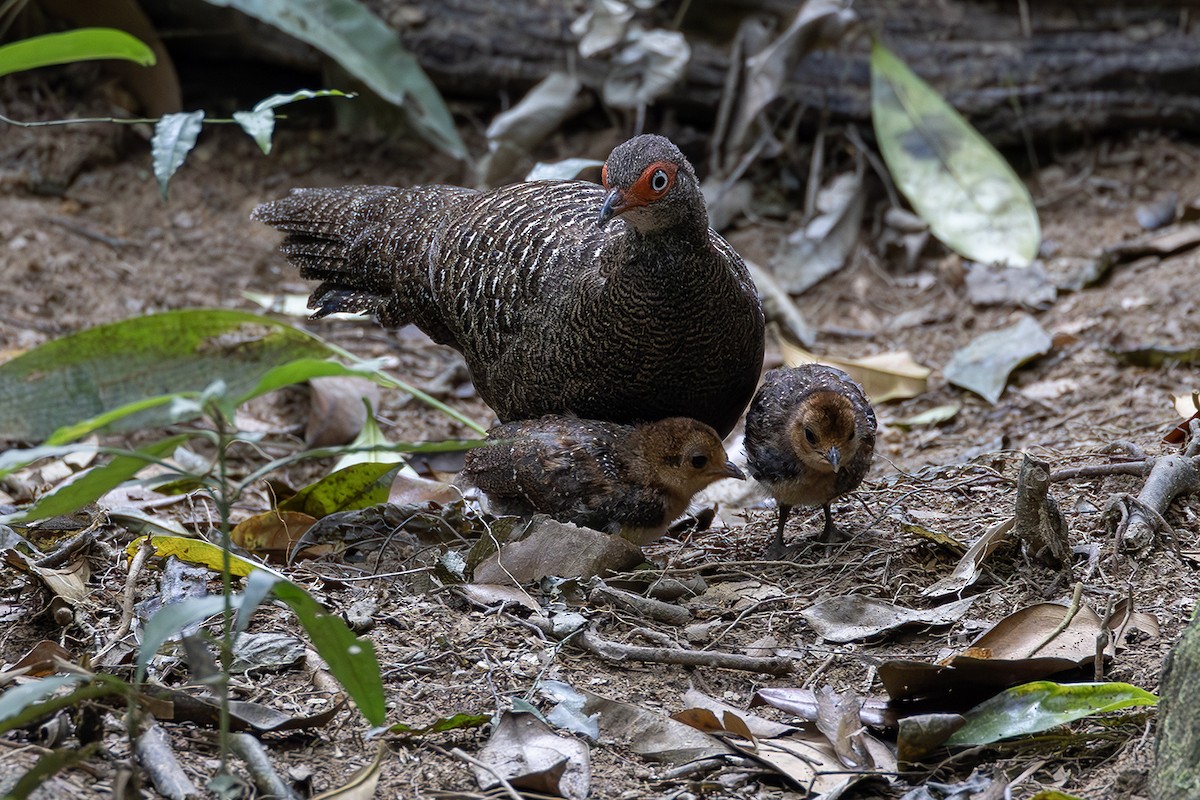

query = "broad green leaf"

[0,310,334,441]
[234,89,354,154]
[10,435,190,523]
[137,594,238,683]
[151,110,205,199]
[271,579,386,726]
[125,534,283,580]
[946,681,1158,746]
[871,40,1040,265]
[0,28,155,78]
[205,0,465,158]
[0,677,129,736]
[279,461,405,518]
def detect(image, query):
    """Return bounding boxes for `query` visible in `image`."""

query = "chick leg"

[763,504,793,558]
[816,502,852,544]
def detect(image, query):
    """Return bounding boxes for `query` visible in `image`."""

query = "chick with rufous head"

[458,414,744,546]
[745,364,877,556]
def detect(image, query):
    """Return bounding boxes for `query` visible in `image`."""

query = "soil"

[1,67,1199,800]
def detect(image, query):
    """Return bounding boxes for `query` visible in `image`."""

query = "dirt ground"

[1,68,1199,799]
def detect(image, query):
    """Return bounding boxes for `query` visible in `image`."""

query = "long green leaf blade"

[272,579,386,726]
[204,0,464,157]
[0,28,155,78]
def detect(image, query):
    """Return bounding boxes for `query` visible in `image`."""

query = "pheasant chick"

[745,365,876,554]
[459,415,744,545]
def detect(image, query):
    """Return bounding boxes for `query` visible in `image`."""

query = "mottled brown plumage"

[252,134,765,437]
[745,365,876,553]
[458,415,744,545]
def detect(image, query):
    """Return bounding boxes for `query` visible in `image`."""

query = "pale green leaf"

[151,110,204,199]
[946,681,1158,746]
[871,40,1040,265]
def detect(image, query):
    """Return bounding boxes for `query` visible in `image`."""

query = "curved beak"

[598,187,627,227]
[721,460,746,480]
[826,446,842,473]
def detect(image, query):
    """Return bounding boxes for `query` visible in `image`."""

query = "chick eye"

[650,168,669,193]
[804,428,818,446]
[690,454,708,469]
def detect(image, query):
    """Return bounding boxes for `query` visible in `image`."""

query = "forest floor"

[1,78,1199,799]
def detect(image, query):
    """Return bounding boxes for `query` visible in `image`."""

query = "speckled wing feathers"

[253,135,766,436]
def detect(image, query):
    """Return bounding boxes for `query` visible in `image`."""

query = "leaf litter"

[2,91,1200,800]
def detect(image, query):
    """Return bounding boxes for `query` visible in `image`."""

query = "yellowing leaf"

[780,341,930,403]
[871,40,1040,265]
[126,534,284,579]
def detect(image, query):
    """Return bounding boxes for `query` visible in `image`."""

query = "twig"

[1028,582,1083,657]
[589,582,691,626]
[96,537,154,661]
[229,732,299,799]
[1050,461,1152,482]
[578,628,794,675]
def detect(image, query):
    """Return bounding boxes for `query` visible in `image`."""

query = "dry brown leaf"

[921,517,1016,597]
[231,510,317,554]
[580,690,731,765]
[781,341,930,403]
[472,518,644,585]
[8,641,73,677]
[474,711,590,799]
[801,594,974,643]
[306,376,380,448]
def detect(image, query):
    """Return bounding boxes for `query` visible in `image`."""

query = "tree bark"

[1153,612,1200,800]
[367,0,1200,145]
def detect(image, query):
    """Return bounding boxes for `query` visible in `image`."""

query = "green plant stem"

[0,112,285,127]
[321,341,487,435]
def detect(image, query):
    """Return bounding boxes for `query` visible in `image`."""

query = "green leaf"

[151,110,205,199]
[278,461,405,518]
[204,0,464,158]
[871,40,1040,265]
[0,310,334,441]
[0,675,83,726]
[45,393,196,446]
[333,400,408,471]
[389,712,490,735]
[946,681,1158,746]
[9,434,190,523]
[234,89,355,154]
[0,28,155,79]
[271,579,386,726]
[136,594,238,684]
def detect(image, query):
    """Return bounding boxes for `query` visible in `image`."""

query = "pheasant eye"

[804,428,818,446]
[650,168,669,193]
[690,454,708,469]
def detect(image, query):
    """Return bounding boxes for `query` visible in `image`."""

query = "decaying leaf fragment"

[781,340,930,403]
[944,315,1052,404]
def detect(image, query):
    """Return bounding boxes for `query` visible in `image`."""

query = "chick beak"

[598,187,627,227]
[826,446,842,473]
[721,460,745,480]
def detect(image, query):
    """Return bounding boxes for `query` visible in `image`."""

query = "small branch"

[589,582,692,626]
[578,628,794,675]
[1028,582,1083,657]
[1106,454,1200,552]
[1050,462,1152,482]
